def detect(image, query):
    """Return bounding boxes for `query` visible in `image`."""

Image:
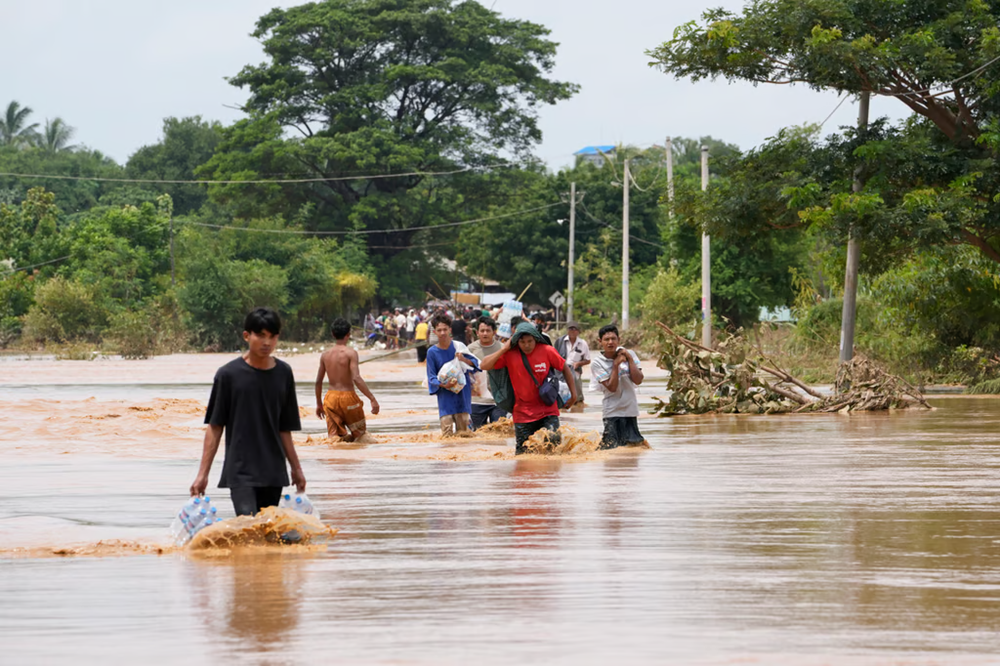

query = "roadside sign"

[549,291,565,308]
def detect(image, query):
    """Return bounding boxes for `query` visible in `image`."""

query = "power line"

[0,254,72,276]
[180,202,563,236]
[578,202,665,249]
[888,52,1000,100]
[0,166,482,185]
[819,93,848,128]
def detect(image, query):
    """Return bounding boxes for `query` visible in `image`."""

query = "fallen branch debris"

[650,322,931,417]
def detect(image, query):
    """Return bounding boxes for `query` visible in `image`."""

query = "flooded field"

[1,352,999,664]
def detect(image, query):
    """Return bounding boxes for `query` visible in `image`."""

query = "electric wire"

[578,202,665,249]
[819,93,848,128]
[0,254,73,276]
[0,166,482,185]
[180,202,562,236]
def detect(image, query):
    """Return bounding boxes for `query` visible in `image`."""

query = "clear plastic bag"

[558,379,572,404]
[437,358,468,393]
[279,491,320,519]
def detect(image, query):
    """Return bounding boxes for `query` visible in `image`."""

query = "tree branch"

[961,227,1000,264]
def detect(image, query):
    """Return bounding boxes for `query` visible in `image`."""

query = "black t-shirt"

[451,319,468,343]
[205,357,302,488]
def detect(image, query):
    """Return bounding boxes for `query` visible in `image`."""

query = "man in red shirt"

[481,322,578,454]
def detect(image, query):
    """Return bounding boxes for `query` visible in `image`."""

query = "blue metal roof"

[574,145,616,156]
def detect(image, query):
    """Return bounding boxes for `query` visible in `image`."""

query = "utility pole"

[622,159,630,330]
[701,146,711,348]
[665,137,675,218]
[169,217,175,286]
[567,181,576,323]
[839,91,870,363]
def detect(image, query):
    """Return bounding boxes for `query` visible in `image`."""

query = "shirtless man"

[315,317,380,441]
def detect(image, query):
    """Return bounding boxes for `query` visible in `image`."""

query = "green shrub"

[179,256,289,350]
[967,378,1000,394]
[640,266,701,339]
[22,276,109,343]
[0,271,35,347]
[106,309,158,359]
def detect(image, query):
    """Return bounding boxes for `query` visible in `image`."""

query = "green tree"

[37,118,76,153]
[61,199,172,310]
[174,216,378,344]
[456,144,672,306]
[200,0,578,289]
[0,146,127,213]
[126,116,223,216]
[648,0,1000,265]
[22,276,109,344]
[0,271,35,346]
[0,187,64,271]
[0,101,39,148]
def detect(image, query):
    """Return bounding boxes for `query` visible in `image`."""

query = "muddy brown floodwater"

[1,352,1000,665]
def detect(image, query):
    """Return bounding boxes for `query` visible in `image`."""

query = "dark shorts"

[600,416,646,450]
[230,486,283,516]
[514,415,561,454]
[470,403,508,430]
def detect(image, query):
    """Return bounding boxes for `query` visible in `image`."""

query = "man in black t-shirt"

[190,307,306,516]
[451,314,469,345]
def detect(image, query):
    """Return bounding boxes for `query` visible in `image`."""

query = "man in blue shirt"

[426,313,479,436]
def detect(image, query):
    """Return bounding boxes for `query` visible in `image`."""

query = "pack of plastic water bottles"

[496,300,523,339]
[279,492,320,520]
[169,495,221,546]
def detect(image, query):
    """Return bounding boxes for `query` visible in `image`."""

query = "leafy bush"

[22,276,109,343]
[105,291,189,359]
[106,309,158,359]
[0,271,35,347]
[179,255,289,350]
[640,266,701,338]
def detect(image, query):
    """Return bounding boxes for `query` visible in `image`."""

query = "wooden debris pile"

[649,322,930,417]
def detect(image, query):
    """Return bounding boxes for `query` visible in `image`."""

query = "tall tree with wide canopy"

[201,0,578,267]
[126,116,223,216]
[0,101,40,148]
[647,0,1000,265]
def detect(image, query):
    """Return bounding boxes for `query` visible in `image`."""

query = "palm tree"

[0,101,40,148]
[38,117,76,153]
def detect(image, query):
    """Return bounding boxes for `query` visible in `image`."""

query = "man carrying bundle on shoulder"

[480,322,577,454]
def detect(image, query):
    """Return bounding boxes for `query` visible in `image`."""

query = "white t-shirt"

[467,339,503,405]
[563,337,591,370]
[590,349,641,418]
[406,314,417,332]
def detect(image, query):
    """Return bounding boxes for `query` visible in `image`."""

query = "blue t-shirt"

[427,343,479,417]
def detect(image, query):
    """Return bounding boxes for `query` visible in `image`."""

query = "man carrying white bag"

[426,313,480,436]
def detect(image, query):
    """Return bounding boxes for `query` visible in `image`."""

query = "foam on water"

[187,507,338,556]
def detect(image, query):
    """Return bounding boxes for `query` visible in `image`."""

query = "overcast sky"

[5,0,909,169]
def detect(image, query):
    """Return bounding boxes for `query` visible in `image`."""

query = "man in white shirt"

[591,324,646,449]
[394,309,407,347]
[405,309,417,342]
[467,316,508,429]
[555,321,591,411]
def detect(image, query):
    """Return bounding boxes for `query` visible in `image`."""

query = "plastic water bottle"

[558,380,572,404]
[280,492,317,517]
[294,495,314,515]
[169,496,219,546]
[170,497,202,544]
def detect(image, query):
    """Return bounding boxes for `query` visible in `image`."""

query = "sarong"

[323,390,367,440]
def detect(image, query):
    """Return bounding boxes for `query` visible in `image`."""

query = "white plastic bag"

[437,359,468,393]
[558,379,572,404]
